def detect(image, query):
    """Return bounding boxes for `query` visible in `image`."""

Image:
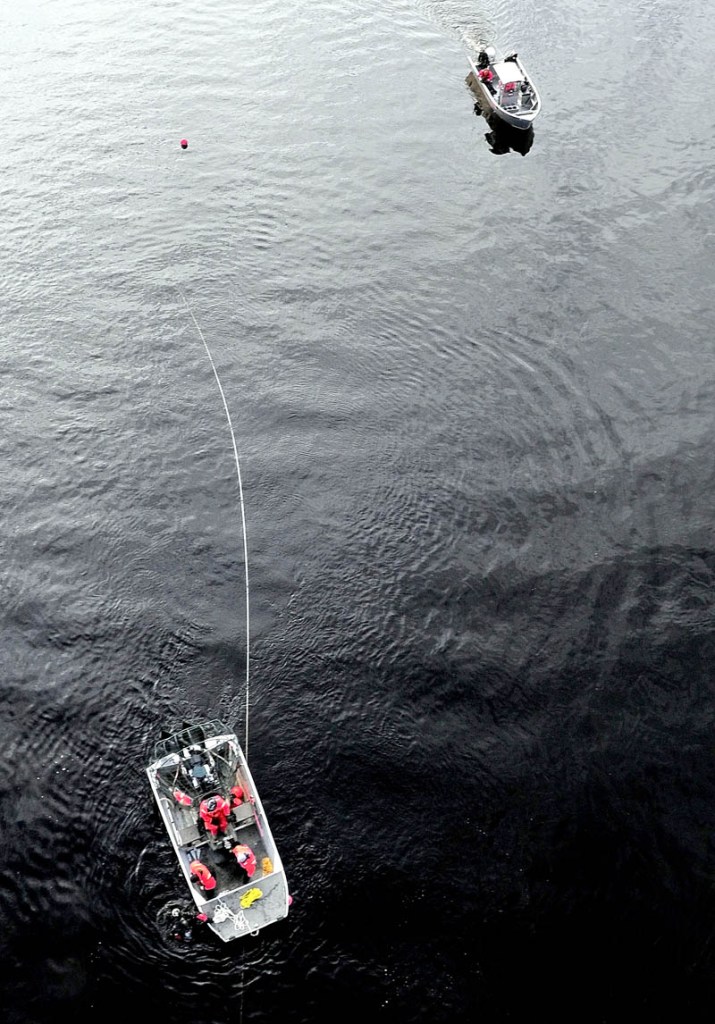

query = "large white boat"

[146,718,290,943]
[466,46,541,130]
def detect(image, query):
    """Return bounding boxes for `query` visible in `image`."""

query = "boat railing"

[153,719,229,759]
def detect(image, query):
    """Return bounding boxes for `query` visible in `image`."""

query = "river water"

[1,0,714,1021]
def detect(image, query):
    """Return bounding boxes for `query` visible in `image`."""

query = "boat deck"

[180,811,268,890]
[204,870,289,942]
[167,797,289,940]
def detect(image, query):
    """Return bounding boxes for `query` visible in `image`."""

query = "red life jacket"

[230,785,244,807]
[231,844,257,878]
[172,789,193,806]
[189,860,217,892]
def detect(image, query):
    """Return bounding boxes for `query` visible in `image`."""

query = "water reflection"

[473,102,535,157]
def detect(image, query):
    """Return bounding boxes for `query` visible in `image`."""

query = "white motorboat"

[147,718,290,942]
[466,46,541,130]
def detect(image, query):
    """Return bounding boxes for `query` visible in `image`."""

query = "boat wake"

[411,0,496,52]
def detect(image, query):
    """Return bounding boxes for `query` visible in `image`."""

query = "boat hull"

[146,720,289,943]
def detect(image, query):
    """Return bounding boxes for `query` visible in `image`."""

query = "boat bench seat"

[175,803,254,850]
[177,820,202,846]
[232,802,255,827]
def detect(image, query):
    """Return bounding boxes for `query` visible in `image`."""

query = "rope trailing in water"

[178,288,251,757]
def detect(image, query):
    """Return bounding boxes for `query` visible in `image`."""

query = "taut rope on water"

[178,288,252,757]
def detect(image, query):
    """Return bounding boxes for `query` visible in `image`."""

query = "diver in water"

[168,905,209,943]
[170,905,194,942]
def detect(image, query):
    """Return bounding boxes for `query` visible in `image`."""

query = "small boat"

[466,46,541,130]
[146,718,290,942]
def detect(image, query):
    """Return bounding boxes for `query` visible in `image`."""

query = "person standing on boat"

[230,843,257,882]
[189,859,217,892]
[199,794,231,836]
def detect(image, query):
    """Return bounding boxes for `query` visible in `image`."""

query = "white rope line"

[178,289,251,758]
[213,900,250,933]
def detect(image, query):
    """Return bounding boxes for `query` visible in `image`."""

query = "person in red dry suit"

[230,843,257,882]
[199,794,231,836]
[189,860,216,892]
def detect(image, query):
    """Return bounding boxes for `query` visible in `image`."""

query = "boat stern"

[202,869,291,942]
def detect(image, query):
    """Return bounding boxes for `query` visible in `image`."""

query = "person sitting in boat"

[189,859,217,892]
[230,843,257,882]
[199,794,231,837]
[477,67,496,94]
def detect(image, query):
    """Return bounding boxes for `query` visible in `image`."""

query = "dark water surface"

[2,0,715,1021]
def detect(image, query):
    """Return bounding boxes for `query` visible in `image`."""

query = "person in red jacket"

[230,843,257,882]
[199,794,231,836]
[189,860,216,892]
[230,784,244,808]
